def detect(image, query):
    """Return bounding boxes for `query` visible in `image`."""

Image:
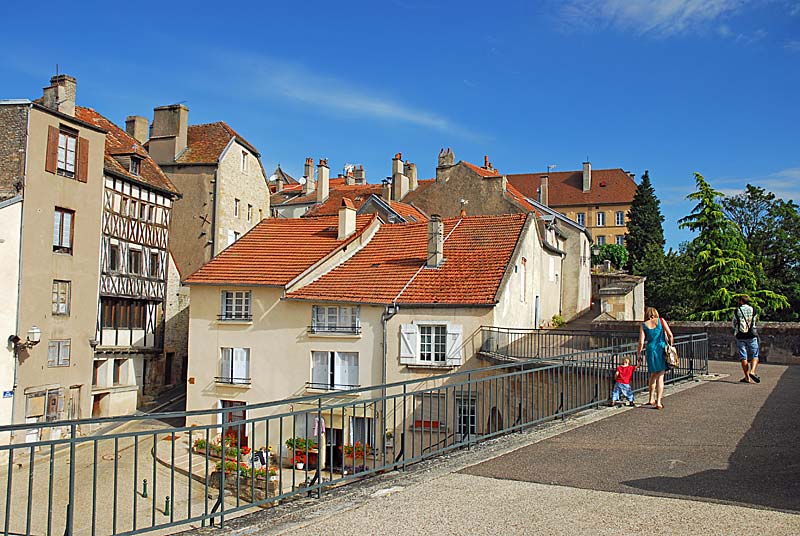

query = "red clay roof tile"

[507,169,636,207]
[174,122,260,164]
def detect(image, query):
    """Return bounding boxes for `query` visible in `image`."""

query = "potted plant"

[342,441,369,464]
[294,453,306,470]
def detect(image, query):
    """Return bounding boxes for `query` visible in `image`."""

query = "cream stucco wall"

[13,107,106,434]
[0,197,22,446]
[215,141,269,252]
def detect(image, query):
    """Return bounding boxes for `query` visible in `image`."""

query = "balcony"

[217,314,253,322]
[307,325,361,335]
[305,381,359,392]
[215,376,251,386]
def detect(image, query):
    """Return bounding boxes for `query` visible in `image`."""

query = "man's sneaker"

[750,374,761,383]
[627,401,635,407]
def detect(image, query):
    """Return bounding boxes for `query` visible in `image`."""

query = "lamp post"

[11,326,41,351]
[591,245,600,267]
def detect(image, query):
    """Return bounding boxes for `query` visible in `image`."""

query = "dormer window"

[130,156,141,176]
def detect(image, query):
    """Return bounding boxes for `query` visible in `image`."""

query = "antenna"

[268,174,278,182]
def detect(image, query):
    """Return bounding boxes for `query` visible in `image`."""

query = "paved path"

[196,361,799,535]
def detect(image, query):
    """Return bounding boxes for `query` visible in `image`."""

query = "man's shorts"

[736,337,759,361]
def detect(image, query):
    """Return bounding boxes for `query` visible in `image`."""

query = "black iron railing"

[307,325,361,335]
[215,376,252,385]
[217,314,253,322]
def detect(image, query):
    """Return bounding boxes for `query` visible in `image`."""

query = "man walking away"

[734,295,760,384]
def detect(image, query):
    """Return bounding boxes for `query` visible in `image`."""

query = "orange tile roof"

[185,215,377,286]
[175,122,260,164]
[303,183,384,215]
[75,107,179,195]
[504,183,539,214]
[507,169,636,207]
[287,214,529,305]
[271,177,349,206]
[463,161,502,177]
[389,201,428,222]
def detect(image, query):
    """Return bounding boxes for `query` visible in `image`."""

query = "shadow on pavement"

[622,365,800,512]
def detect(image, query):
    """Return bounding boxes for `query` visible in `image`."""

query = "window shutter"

[312,351,329,387]
[399,324,418,364]
[76,137,89,182]
[45,126,59,174]
[48,342,58,366]
[53,211,62,247]
[233,348,249,383]
[60,341,71,366]
[62,212,72,249]
[445,324,463,366]
[227,230,236,246]
[221,348,232,380]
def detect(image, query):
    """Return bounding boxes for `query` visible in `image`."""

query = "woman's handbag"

[661,318,679,369]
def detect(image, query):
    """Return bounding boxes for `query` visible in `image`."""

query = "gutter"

[210,169,218,258]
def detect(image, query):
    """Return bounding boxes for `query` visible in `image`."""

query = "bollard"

[164,496,170,516]
[142,479,148,498]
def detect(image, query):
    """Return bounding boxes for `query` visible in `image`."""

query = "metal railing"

[479,326,643,360]
[307,325,362,335]
[0,331,708,536]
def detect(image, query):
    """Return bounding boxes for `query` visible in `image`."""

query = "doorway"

[221,400,247,447]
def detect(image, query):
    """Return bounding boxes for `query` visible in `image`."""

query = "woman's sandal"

[656,404,664,410]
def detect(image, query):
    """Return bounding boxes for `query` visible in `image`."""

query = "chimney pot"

[427,214,444,268]
[582,161,592,193]
[125,116,149,144]
[43,74,77,116]
[484,155,489,168]
[316,158,330,202]
[540,175,549,205]
[338,197,357,240]
[149,104,189,164]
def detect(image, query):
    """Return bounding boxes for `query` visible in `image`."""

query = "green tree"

[594,243,629,270]
[678,173,788,320]
[625,170,665,271]
[634,243,696,320]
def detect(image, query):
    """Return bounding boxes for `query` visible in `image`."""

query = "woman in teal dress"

[637,307,674,409]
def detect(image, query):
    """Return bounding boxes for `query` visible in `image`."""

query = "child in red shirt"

[611,357,636,407]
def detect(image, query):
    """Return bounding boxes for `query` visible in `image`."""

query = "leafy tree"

[678,173,788,320]
[634,243,696,320]
[594,243,629,270]
[625,170,665,271]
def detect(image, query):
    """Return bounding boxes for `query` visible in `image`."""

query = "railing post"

[65,423,77,536]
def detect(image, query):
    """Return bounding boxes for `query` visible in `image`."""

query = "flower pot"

[295,462,304,470]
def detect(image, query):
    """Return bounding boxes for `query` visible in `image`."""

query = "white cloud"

[786,39,800,51]
[717,168,800,201]
[558,0,747,35]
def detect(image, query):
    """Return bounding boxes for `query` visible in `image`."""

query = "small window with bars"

[220,291,252,321]
[51,280,70,315]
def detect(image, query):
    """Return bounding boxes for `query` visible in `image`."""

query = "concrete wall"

[592,320,800,365]
[13,107,106,435]
[560,228,592,321]
[0,198,22,446]
[163,252,189,387]
[215,140,270,253]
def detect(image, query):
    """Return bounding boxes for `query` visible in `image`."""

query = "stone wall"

[592,320,800,365]
[0,104,28,199]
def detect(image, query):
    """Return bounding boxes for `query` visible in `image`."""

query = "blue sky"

[2,0,798,248]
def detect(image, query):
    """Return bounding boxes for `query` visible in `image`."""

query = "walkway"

[196,361,799,535]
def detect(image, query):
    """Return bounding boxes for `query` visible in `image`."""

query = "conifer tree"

[678,173,788,320]
[625,170,665,272]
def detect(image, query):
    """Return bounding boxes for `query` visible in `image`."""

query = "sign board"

[2,390,12,399]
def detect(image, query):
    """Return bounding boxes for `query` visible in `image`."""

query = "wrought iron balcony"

[307,325,361,335]
[215,376,251,385]
[305,381,359,392]
[217,314,253,322]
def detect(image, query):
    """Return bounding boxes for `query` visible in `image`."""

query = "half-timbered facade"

[76,107,180,417]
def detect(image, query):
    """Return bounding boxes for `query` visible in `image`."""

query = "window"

[150,252,160,278]
[311,305,360,334]
[128,249,142,275]
[596,235,606,245]
[101,299,147,329]
[220,291,251,320]
[130,200,137,219]
[47,340,71,367]
[109,244,120,271]
[139,202,148,221]
[130,156,141,176]
[234,198,240,218]
[247,204,253,223]
[219,347,250,384]
[120,198,128,217]
[400,323,463,366]
[53,207,74,254]
[241,151,248,172]
[310,351,359,390]
[576,212,585,226]
[113,359,126,385]
[93,361,102,386]
[615,235,625,246]
[57,130,77,178]
[596,212,606,227]
[420,325,447,362]
[455,393,477,440]
[51,280,70,316]
[615,211,625,226]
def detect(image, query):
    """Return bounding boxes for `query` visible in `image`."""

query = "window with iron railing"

[309,351,359,391]
[310,305,360,334]
[219,291,252,321]
[217,347,250,385]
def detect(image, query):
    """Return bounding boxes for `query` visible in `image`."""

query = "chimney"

[582,161,592,193]
[540,175,549,205]
[316,158,330,202]
[391,153,409,201]
[338,198,356,240]
[276,175,284,192]
[42,74,77,116]
[302,157,315,194]
[437,147,455,169]
[125,116,149,144]
[405,161,418,191]
[353,165,366,185]
[344,166,355,186]
[381,179,391,202]
[149,104,189,164]
[427,214,444,268]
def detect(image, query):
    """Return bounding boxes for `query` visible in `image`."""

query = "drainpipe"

[210,170,218,258]
[559,253,565,316]
[381,303,398,453]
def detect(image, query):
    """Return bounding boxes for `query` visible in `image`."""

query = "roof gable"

[174,122,260,164]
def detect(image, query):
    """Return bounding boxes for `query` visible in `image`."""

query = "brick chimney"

[316,158,330,202]
[302,157,315,194]
[126,116,149,143]
[427,214,444,268]
[381,179,391,202]
[42,74,77,117]
[539,175,549,205]
[338,198,356,240]
[276,175,284,192]
[405,161,417,191]
[344,167,355,186]
[582,161,592,193]
[391,153,409,201]
[353,165,366,185]
[149,104,188,164]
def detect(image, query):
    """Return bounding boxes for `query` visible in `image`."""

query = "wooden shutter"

[311,351,329,387]
[445,324,464,366]
[399,324,418,364]
[76,137,89,183]
[45,126,59,174]
[221,348,232,380]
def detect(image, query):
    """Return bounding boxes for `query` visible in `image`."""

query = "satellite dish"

[299,177,307,185]
[268,174,278,182]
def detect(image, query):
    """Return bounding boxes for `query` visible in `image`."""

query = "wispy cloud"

[786,39,800,51]
[717,167,800,201]
[215,54,479,140]
[558,0,747,36]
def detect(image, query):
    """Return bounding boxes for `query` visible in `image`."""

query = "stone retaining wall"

[591,320,800,365]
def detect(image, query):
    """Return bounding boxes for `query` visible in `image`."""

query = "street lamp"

[10,326,41,351]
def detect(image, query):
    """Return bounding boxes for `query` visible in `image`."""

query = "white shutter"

[48,342,58,367]
[445,324,463,366]
[59,341,70,366]
[233,348,249,384]
[53,212,61,246]
[399,324,418,364]
[62,212,72,248]
[334,352,358,390]
[221,348,232,380]
[227,230,236,246]
[312,351,329,388]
